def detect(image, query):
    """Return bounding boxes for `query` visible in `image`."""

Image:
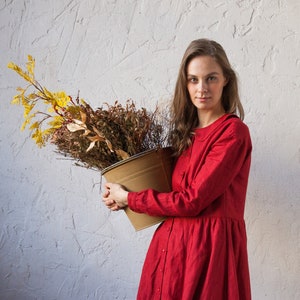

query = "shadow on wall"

[246,143,300,298]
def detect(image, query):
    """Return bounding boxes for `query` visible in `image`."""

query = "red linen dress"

[128,114,252,300]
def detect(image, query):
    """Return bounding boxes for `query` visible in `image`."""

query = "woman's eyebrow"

[187,71,220,77]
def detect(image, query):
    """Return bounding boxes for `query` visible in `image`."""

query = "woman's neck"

[197,109,226,128]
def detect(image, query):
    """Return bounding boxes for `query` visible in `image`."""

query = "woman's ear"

[223,77,229,87]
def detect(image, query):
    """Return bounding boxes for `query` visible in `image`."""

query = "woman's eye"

[188,77,197,83]
[207,76,217,82]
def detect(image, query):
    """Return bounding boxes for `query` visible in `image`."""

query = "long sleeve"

[127,117,252,218]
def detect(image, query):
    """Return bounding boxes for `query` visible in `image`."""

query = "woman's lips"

[196,96,210,101]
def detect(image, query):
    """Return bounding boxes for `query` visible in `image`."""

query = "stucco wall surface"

[0,0,299,299]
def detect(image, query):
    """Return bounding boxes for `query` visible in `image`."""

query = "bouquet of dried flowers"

[8,55,170,171]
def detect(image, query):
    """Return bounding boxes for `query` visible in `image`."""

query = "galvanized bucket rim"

[101,146,171,176]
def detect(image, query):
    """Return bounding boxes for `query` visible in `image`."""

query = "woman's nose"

[197,80,208,92]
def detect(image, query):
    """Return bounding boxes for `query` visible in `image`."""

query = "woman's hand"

[102,182,129,211]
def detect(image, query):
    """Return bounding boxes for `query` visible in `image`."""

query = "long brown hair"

[170,38,244,156]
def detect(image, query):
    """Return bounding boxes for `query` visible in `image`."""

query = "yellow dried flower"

[8,55,170,170]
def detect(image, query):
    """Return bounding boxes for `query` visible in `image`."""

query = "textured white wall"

[0,0,299,299]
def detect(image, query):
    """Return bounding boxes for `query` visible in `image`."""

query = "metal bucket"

[102,147,173,231]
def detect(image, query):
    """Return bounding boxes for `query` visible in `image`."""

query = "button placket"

[155,219,174,299]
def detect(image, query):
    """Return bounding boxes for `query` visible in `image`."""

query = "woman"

[103,39,252,300]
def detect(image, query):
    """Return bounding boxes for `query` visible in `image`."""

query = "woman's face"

[186,55,227,116]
